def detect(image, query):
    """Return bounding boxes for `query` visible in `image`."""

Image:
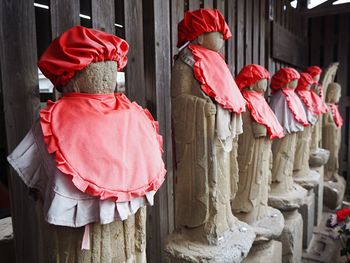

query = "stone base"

[298,189,315,249]
[236,207,284,241]
[294,169,320,190]
[268,183,307,211]
[243,240,282,263]
[0,217,15,263]
[324,174,346,210]
[165,222,255,262]
[311,166,324,226]
[279,210,303,263]
[309,148,330,169]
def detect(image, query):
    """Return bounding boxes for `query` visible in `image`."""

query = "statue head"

[235,64,270,93]
[177,9,231,50]
[296,73,313,92]
[271,67,300,91]
[326,82,341,104]
[38,26,128,94]
[305,65,322,82]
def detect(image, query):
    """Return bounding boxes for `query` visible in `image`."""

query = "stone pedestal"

[324,174,346,210]
[243,240,282,263]
[279,210,303,263]
[298,189,315,248]
[165,221,255,263]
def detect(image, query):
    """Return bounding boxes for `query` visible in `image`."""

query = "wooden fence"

[0,0,311,262]
[309,13,350,193]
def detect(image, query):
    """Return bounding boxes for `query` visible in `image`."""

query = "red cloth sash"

[188,44,246,113]
[328,103,343,128]
[242,91,284,139]
[40,92,166,201]
[281,89,309,126]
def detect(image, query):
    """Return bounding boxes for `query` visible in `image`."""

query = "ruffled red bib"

[40,93,166,201]
[296,90,317,115]
[310,89,329,114]
[242,91,284,139]
[281,89,309,126]
[328,103,343,128]
[188,44,246,113]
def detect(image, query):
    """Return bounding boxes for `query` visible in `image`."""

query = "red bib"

[281,89,309,126]
[188,44,246,113]
[310,89,329,114]
[296,90,318,115]
[242,91,284,139]
[328,103,343,128]
[40,93,166,201]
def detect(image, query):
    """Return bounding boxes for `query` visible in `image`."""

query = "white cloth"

[7,122,154,227]
[216,104,243,152]
[269,90,304,134]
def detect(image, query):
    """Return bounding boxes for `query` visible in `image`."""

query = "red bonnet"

[38,26,129,90]
[271,67,300,90]
[296,73,314,91]
[304,66,322,78]
[235,64,270,90]
[177,9,232,47]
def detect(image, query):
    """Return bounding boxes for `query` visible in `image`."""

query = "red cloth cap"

[177,9,232,47]
[305,66,322,78]
[271,68,300,90]
[235,64,270,90]
[295,73,318,115]
[38,26,129,90]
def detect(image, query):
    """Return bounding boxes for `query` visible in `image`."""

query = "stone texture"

[298,189,315,249]
[312,167,324,226]
[165,221,255,263]
[0,217,15,263]
[268,183,307,211]
[279,210,303,263]
[309,148,329,169]
[243,240,282,263]
[323,174,346,210]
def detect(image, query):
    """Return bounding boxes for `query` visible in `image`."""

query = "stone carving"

[323,82,346,209]
[165,9,255,262]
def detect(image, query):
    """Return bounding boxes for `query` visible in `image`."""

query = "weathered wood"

[143,0,173,261]
[124,0,146,106]
[245,0,253,65]
[305,3,350,18]
[170,0,184,59]
[203,0,214,8]
[253,0,260,64]
[236,0,245,72]
[0,1,41,263]
[91,0,115,33]
[309,17,322,66]
[323,15,335,66]
[226,0,236,73]
[259,0,266,66]
[272,22,308,68]
[50,0,80,38]
[188,0,200,10]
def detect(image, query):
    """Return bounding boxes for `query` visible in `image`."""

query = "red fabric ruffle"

[242,91,284,139]
[310,89,329,114]
[281,89,309,126]
[38,26,129,90]
[328,103,343,128]
[177,9,231,47]
[40,92,166,202]
[188,44,246,113]
[235,64,270,90]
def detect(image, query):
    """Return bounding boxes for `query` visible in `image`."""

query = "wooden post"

[0,0,42,262]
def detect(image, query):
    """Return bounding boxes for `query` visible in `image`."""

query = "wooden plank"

[323,15,335,66]
[304,3,350,18]
[236,0,244,72]
[260,0,266,66]
[143,0,173,261]
[188,0,200,10]
[124,0,146,106]
[215,0,225,13]
[91,0,115,33]
[226,0,235,73]
[252,0,259,64]
[245,0,252,65]
[203,0,214,8]
[0,0,42,262]
[171,0,184,59]
[50,0,80,38]
[309,17,322,66]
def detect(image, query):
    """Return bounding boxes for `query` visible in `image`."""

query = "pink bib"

[40,92,166,201]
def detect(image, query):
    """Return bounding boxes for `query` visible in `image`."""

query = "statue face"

[197,32,224,52]
[250,78,267,92]
[285,79,298,89]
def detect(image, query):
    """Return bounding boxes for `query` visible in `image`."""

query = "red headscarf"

[177,9,232,47]
[235,65,283,139]
[188,44,246,113]
[305,66,322,79]
[235,64,270,90]
[328,104,343,128]
[271,68,309,126]
[38,26,129,90]
[295,73,318,114]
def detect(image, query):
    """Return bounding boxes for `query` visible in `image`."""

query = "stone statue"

[268,67,308,263]
[323,82,345,209]
[293,73,320,189]
[165,9,255,262]
[7,26,166,263]
[232,64,284,262]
